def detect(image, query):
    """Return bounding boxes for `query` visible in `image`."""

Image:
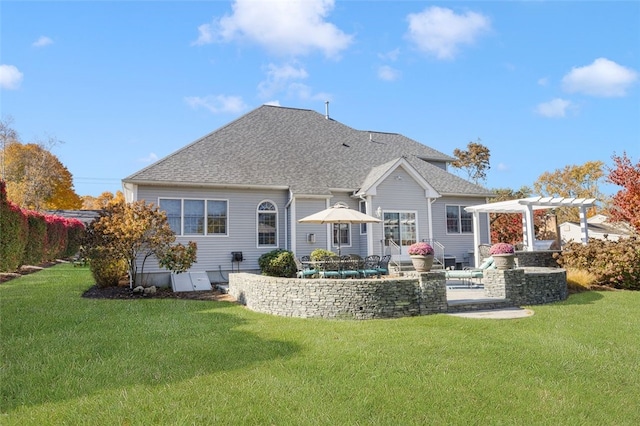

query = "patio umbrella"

[298,202,381,255]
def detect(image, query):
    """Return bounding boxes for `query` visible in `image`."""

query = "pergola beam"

[465,196,597,267]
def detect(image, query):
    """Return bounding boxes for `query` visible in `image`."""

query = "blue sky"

[2,0,638,198]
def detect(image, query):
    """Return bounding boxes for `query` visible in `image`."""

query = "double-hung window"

[159,198,228,236]
[446,205,473,234]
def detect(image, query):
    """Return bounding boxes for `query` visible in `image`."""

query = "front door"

[383,211,417,260]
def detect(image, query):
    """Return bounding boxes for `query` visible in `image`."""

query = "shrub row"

[556,236,640,290]
[0,180,85,272]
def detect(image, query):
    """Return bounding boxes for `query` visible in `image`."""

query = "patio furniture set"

[295,254,392,279]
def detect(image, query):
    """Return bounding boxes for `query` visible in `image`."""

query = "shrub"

[63,219,85,258]
[556,237,640,290]
[23,210,47,265]
[258,249,296,277]
[45,215,68,261]
[0,181,28,272]
[566,268,597,293]
[309,248,336,261]
[88,247,128,288]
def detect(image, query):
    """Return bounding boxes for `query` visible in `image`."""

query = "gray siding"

[293,198,330,257]
[373,167,430,258]
[136,185,289,274]
[431,197,490,265]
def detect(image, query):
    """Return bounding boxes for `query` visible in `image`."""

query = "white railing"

[387,239,402,272]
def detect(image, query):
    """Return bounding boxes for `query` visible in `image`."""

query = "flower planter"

[410,254,434,272]
[492,253,515,270]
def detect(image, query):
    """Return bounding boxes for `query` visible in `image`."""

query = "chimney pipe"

[325,101,329,119]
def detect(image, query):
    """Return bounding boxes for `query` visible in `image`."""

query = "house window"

[359,200,368,234]
[257,201,277,247]
[159,198,228,236]
[446,205,473,234]
[333,223,350,247]
[383,212,416,249]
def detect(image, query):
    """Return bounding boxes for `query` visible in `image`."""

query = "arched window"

[257,201,278,247]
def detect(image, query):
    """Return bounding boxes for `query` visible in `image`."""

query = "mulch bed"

[81,284,235,301]
[1,261,235,302]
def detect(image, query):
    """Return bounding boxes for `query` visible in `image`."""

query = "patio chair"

[318,256,341,279]
[359,255,381,278]
[377,254,392,276]
[478,244,492,261]
[339,255,360,279]
[445,257,495,286]
[294,256,317,279]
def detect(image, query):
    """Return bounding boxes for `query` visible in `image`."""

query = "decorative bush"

[408,242,434,256]
[556,237,640,290]
[489,242,515,255]
[310,248,336,261]
[45,215,68,261]
[258,249,296,278]
[89,247,128,288]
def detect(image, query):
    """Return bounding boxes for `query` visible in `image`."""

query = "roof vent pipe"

[369,133,373,141]
[325,101,329,119]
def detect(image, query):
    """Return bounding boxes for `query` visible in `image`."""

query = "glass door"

[383,212,417,259]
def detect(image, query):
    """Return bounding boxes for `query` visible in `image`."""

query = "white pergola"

[465,196,597,267]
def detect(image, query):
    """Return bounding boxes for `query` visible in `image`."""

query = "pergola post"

[579,205,590,244]
[471,211,481,267]
[523,205,535,251]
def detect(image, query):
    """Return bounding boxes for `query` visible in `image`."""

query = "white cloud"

[562,58,638,97]
[139,153,158,163]
[535,98,573,118]
[497,162,509,172]
[0,64,24,90]
[193,0,353,58]
[184,95,247,114]
[32,36,53,48]
[264,100,281,106]
[378,65,401,81]
[378,48,400,62]
[258,62,309,98]
[537,77,549,87]
[192,23,214,46]
[406,6,491,60]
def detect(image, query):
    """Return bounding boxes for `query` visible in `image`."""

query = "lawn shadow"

[2,297,300,413]
[560,291,604,305]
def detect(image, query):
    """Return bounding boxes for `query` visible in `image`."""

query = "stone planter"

[492,253,516,270]
[410,254,434,272]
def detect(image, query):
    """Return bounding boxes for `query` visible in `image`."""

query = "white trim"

[158,197,229,237]
[256,199,279,248]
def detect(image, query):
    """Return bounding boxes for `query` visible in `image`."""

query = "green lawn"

[2,263,639,425]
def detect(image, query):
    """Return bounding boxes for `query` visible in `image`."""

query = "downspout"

[286,191,294,253]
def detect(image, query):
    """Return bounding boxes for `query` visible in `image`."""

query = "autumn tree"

[533,161,604,224]
[1,127,82,210]
[83,200,197,287]
[451,139,491,184]
[81,191,125,210]
[489,186,558,245]
[607,152,640,233]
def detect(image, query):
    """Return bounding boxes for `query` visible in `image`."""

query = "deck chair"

[445,256,495,286]
[294,256,317,279]
[339,255,360,278]
[377,254,392,275]
[359,255,381,278]
[318,256,341,279]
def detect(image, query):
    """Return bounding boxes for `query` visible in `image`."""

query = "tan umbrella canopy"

[298,202,381,255]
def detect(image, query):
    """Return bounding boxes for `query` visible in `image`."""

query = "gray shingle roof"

[124,105,492,197]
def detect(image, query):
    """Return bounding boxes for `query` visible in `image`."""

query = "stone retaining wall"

[484,267,567,305]
[516,250,561,268]
[228,271,448,319]
[229,267,567,319]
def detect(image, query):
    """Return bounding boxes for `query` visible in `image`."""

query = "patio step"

[446,297,515,313]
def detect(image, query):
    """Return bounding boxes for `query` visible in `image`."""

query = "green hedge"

[0,181,28,272]
[0,179,87,272]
